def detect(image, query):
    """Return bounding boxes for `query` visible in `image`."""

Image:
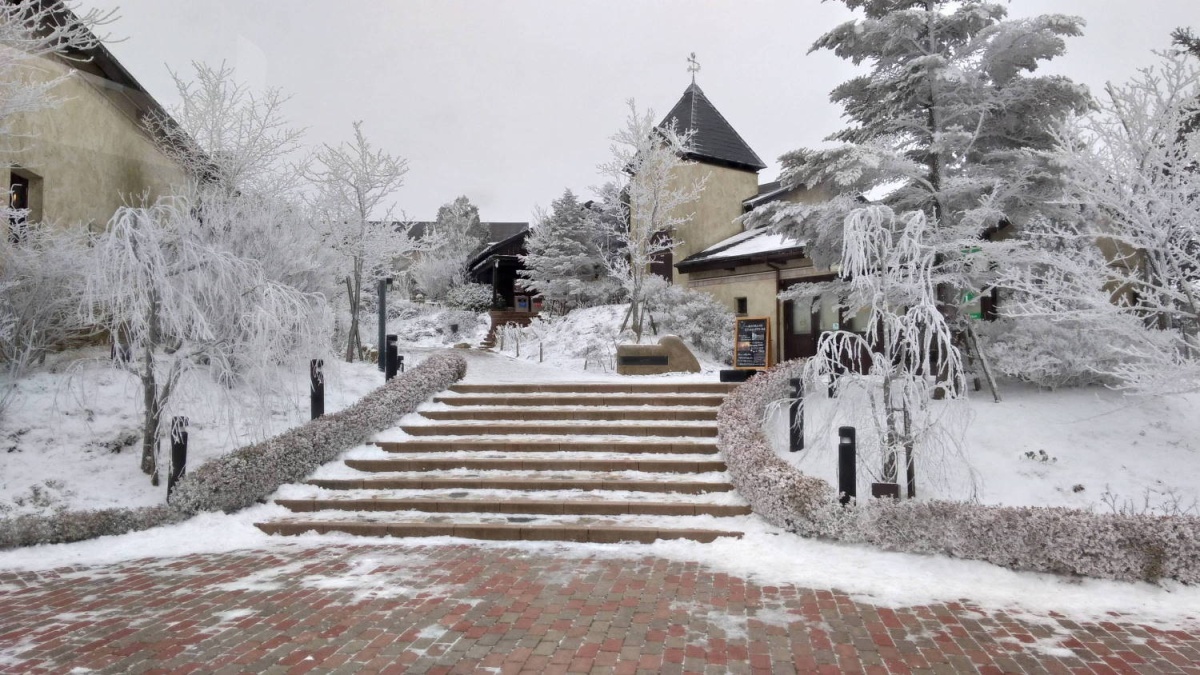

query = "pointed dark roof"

[659,83,766,173]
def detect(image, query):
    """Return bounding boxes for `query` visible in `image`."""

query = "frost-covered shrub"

[975,317,1123,389]
[0,351,467,549]
[445,283,494,313]
[719,361,1200,583]
[169,350,465,515]
[645,279,734,363]
[384,302,482,346]
[0,505,183,550]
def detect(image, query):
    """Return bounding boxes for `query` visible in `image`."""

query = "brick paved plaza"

[1,542,1197,674]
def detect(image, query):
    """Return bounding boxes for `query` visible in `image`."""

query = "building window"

[735,297,748,315]
[8,169,41,244]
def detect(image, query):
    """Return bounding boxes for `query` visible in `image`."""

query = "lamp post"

[377,277,393,371]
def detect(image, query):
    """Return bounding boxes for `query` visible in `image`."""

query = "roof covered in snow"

[659,83,767,173]
[675,227,805,273]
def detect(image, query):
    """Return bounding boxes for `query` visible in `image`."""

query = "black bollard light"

[837,426,856,505]
[788,378,804,452]
[377,277,392,372]
[310,359,325,420]
[167,416,188,499]
[385,334,399,381]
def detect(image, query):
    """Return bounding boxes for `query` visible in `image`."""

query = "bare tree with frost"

[600,99,705,341]
[1002,51,1200,395]
[306,121,420,362]
[145,61,305,196]
[0,2,115,155]
[82,198,328,482]
[801,206,971,498]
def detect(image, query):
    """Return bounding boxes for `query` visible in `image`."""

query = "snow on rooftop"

[690,228,803,262]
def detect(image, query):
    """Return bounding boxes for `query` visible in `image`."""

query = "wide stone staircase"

[254,381,750,544]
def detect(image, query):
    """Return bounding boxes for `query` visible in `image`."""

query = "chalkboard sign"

[733,316,771,369]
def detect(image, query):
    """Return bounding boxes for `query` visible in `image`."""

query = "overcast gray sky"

[79,1,1198,222]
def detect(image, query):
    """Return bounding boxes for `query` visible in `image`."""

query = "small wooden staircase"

[254,381,749,544]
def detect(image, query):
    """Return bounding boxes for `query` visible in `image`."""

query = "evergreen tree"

[747,0,1090,316]
[519,189,610,308]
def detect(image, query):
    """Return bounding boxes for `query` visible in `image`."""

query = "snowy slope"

[0,348,406,516]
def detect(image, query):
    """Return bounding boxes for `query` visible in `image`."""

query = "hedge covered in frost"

[0,350,467,550]
[718,361,1200,584]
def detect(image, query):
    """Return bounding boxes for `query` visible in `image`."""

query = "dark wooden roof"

[659,83,766,173]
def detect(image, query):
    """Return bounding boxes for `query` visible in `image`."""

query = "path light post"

[788,378,804,452]
[377,277,393,371]
[167,416,188,499]
[837,426,856,505]
[310,359,325,420]
[385,334,399,381]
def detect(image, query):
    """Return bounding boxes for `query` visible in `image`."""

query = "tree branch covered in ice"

[1001,51,1200,395]
[797,206,973,497]
[600,99,706,341]
[82,199,329,482]
[306,121,421,362]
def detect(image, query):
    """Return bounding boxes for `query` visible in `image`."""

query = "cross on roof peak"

[687,52,700,84]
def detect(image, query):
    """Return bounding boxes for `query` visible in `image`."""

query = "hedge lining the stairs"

[717,361,1200,584]
[0,350,468,550]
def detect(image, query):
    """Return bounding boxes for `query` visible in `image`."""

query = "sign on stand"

[733,316,771,369]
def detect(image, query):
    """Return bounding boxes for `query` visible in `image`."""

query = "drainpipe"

[767,263,783,366]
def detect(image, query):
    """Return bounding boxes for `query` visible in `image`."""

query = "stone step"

[374,440,718,454]
[400,423,718,438]
[307,477,733,493]
[343,458,727,473]
[276,498,751,517]
[448,383,736,395]
[420,408,718,422]
[254,520,742,543]
[434,394,726,407]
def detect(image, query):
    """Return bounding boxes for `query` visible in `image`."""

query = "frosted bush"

[0,351,467,549]
[445,283,495,313]
[385,303,482,346]
[719,361,1200,583]
[644,279,734,363]
[976,317,1123,389]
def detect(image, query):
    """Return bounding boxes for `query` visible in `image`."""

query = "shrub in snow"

[0,351,467,549]
[0,505,184,551]
[644,279,734,364]
[719,361,1200,583]
[386,303,482,346]
[975,317,1122,389]
[445,283,494,313]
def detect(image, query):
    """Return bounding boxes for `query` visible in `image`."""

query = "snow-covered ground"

[767,380,1200,513]
[0,347,413,516]
[482,304,729,375]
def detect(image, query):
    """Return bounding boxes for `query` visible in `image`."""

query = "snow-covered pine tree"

[410,196,486,301]
[519,189,610,310]
[746,0,1091,317]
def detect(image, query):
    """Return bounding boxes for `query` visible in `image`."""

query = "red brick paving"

[0,543,1197,674]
